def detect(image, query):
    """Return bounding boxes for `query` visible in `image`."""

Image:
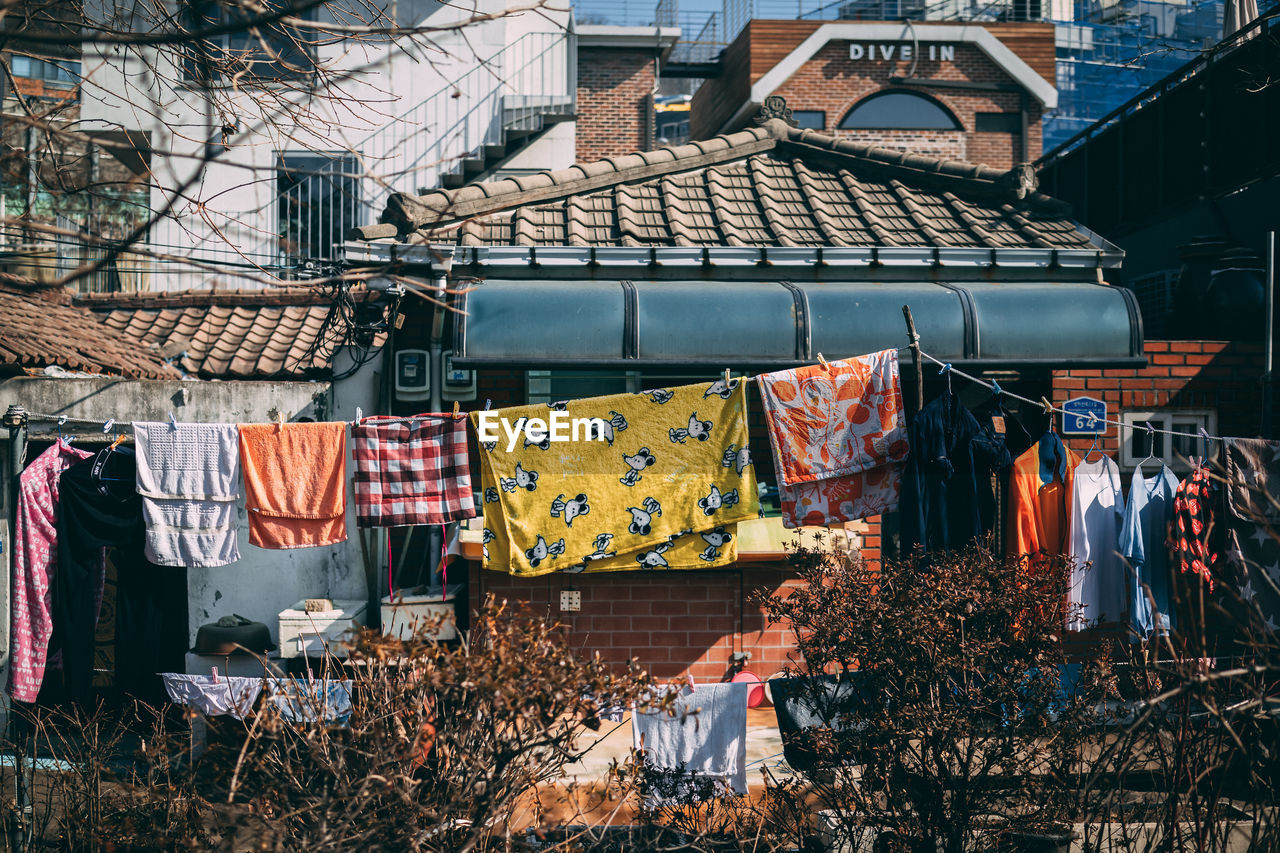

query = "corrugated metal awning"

[450,279,1144,369]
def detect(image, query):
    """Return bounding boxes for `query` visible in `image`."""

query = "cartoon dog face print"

[669,412,713,444]
[589,411,629,446]
[699,527,732,561]
[721,443,752,475]
[484,487,500,503]
[619,446,656,486]
[481,440,498,452]
[546,400,569,411]
[698,484,740,516]
[666,527,693,546]
[636,542,672,570]
[626,497,663,536]
[643,388,674,404]
[703,377,739,399]
[500,462,539,493]
[482,528,495,544]
[524,432,552,451]
[524,535,566,568]
[550,493,590,527]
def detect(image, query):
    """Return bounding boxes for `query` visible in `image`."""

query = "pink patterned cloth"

[7,440,91,703]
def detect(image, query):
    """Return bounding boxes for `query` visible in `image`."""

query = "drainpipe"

[426,253,453,594]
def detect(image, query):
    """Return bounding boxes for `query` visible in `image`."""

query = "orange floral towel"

[759,350,908,528]
[239,422,348,549]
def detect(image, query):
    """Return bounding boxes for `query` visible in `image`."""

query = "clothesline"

[12,347,1225,445]
[912,349,1227,445]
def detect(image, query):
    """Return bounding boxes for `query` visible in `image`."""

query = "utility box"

[559,589,581,612]
[395,349,430,401]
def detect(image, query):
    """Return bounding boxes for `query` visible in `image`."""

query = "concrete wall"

[0,362,381,698]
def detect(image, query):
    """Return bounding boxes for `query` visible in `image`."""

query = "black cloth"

[971,397,1033,555]
[54,447,186,703]
[901,392,1011,553]
[770,675,867,772]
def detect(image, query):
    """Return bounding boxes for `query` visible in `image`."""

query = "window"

[10,55,81,86]
[527,371,640,404]
[182,0,316,83]
[974,112,1021,133]
[839,91,962,131]
[277,153,359,270]
[792,110,826,130]
[1120,410,1218,472]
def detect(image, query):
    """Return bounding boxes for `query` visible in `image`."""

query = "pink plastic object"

[731,670,765,708]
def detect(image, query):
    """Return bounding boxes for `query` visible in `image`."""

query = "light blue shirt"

[1120,464,1180,637]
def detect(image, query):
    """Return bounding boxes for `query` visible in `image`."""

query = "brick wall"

[769,41,1044,169]
[1053,340,1264,458]
[576,48,656,162]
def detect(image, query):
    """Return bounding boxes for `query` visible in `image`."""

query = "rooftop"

[356,120,1109,258]
[0,275,179,380]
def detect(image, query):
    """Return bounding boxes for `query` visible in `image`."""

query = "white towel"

[162,673,262,719]
[134,422,240,567]
[632,682,748,801]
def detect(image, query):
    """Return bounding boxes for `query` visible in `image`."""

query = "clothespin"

[354,406,363,426]
[938,362,953,395]
[483,399,492,411]
[723,367,731,385]
[452,400,461,420]
[275,410,285,432]
[817,352,828,367]
[168,411,178,431]
[102,418,114,434]
[211,665,219,684]
[1040,396,1054,415]
[109,433,126,451]
[990,380,1002,397]
[57,415,67,442]
[685,672,696,693]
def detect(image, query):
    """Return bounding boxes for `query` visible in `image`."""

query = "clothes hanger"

[1136,422,1160,472]
[1082,433,1102,463]
[938,362,953,397]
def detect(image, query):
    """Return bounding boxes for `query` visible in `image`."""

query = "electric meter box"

[395,349,430,401]
[442,350,477,401]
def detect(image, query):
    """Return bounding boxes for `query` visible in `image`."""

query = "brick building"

[690,20,1056,170]
[575,26,680,162]
[352,117,1146,681]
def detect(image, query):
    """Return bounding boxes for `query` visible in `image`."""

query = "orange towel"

[238,422,348,549]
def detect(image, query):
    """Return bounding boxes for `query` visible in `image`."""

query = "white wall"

[75,0,574,291]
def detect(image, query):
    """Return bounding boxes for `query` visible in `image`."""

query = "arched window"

[839,90,962,131]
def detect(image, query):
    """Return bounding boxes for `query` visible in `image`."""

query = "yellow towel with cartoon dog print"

[472,379,759,576]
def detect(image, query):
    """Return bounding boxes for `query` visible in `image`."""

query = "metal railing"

[354,29,575,217]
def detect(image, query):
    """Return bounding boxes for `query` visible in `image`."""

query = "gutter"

[345,242,1124,271]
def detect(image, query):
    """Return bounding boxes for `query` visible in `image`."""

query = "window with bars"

[276,153,359,271]
[181,0,317,83]
[1120,410,1217,472]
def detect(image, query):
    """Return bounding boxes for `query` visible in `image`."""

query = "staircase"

[358,30,576,207]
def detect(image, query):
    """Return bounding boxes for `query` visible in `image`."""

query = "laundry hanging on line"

[472,380,759,576]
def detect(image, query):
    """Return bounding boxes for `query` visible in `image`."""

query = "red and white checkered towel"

[352,417,476,527]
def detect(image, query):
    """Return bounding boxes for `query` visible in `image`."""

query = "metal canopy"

[451,279,1144,369]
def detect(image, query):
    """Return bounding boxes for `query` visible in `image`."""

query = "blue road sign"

[1061,396,1107,435]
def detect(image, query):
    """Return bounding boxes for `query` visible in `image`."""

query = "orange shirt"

[1007,434,1080,566]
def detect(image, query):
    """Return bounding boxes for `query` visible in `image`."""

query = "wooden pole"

[902,305,923,414]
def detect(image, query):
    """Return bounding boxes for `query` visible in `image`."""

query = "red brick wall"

[469,563,805,682]
[576,48,656,162]
[1052,340,1264,458]
[768,41,1043,169]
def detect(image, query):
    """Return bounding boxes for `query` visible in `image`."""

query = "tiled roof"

[78,288,370,380]
[361,120,1097,251]
[0,276,179,379]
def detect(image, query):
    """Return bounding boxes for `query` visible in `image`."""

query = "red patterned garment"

[1171,467,1217,590]
[352,416,476,527]
[7,439,91,703]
